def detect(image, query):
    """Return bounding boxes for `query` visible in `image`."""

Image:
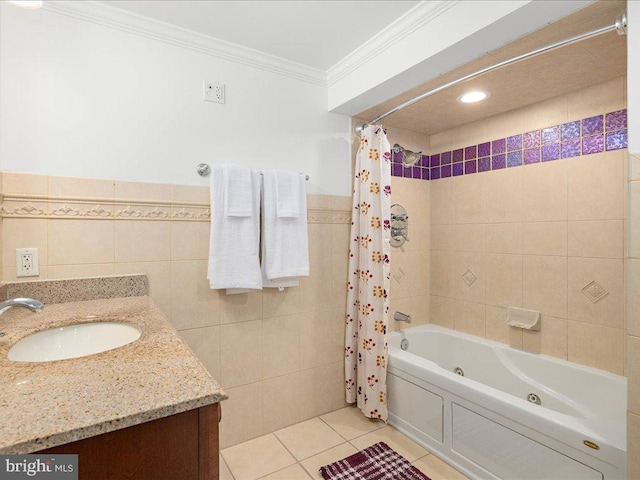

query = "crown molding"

[41,1,327,87]
[326,0,458,87]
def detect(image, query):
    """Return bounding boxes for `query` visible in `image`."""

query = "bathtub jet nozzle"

[527,393,542,405]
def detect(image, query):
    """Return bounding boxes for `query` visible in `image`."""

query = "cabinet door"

[39,405,219,480]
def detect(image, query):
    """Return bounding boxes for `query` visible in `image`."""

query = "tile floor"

[220,405,470,480]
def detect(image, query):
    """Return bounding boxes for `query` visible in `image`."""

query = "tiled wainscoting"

[388,177,430,331]
[429,149,627,374]
[628,151,640,477]
[0,171,352,448]
[393,77,628,375]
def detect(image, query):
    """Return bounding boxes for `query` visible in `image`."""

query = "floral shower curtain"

[345,125,391,421]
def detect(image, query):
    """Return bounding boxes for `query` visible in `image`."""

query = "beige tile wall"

[0,171,351,448]
[429,78,627,375]
[627,154,640,473]
[385,126,431,330]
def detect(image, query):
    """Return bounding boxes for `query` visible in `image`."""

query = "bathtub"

[387,324,626,480]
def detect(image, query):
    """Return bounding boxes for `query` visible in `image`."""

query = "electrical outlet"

[16,248,39,277]
[203,80,225,104]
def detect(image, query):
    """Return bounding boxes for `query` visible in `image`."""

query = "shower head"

[392,144,422,167]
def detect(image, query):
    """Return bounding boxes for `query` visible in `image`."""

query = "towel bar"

[197,163,309,180]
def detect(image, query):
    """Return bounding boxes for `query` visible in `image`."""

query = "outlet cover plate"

[16,248,39,277]
[203,80,225,104]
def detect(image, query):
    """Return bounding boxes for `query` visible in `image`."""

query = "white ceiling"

[99,0,420,71]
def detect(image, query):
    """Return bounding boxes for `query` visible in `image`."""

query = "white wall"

[0,4,352,195]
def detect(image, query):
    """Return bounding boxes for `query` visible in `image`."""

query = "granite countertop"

[0,295,227,454]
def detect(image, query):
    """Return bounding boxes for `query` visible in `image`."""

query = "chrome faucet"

[0,298,44,337]
[393,311,411,323]
[0,298,44,316]
[0,298,43,337]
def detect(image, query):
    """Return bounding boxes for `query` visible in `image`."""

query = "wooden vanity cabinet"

[37,403,220,480]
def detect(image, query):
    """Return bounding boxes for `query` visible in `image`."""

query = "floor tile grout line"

[222,407,468,479]
[317,414,351,442]
[318,410,387,441]
[222,432,295,480]
[272,429,302,464]
[219,454,236,480]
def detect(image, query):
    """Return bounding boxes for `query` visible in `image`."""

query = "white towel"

[207,164,262,293]
[224,164,253,217]
[276,170,302,218]
[261,170,309,286]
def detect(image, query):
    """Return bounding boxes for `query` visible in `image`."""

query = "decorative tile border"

[391,109,628,181]
[0,194,350,224]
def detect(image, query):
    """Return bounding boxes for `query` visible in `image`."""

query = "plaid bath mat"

[319,442,431,480]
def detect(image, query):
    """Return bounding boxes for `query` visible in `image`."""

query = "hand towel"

[261,170,309,286]
[224,164,253,217]
[275,170,302,218]
[207,164,262,293]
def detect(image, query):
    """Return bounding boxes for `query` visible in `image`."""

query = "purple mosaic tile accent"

[606,110,627,131]
[524,148,540,165]
[562,121,581,141]
[492,154,506,170]
[492,138,506,155]
[606,129,628,151]
[478,142,491,157]
[582,134,604,155]
[406,108,626,182]
[523,130,540,149]
[507,134,522,152]
[478,157,491,173]
[465,160,477,174]
[392,151,403,164]
[561,139,581,158]
[541,125,560,145]
[542,144,560,162]
[464,145,477,160]
[392,163,403,177]
[507,151,522,168]
[582,115,603,136]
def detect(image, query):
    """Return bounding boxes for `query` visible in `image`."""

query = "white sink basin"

[8,322,142,362]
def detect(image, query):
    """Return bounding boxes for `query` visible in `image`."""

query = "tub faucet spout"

[393,311,411,323]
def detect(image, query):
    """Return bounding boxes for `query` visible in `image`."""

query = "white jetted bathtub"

[387,324,626,480]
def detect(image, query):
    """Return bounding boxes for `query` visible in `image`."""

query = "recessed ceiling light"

[7,0,43,8]
[457,90,490,104]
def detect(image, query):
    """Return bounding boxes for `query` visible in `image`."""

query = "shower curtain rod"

[355,12,628,133]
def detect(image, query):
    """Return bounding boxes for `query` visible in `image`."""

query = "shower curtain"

[345,125,391,421]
